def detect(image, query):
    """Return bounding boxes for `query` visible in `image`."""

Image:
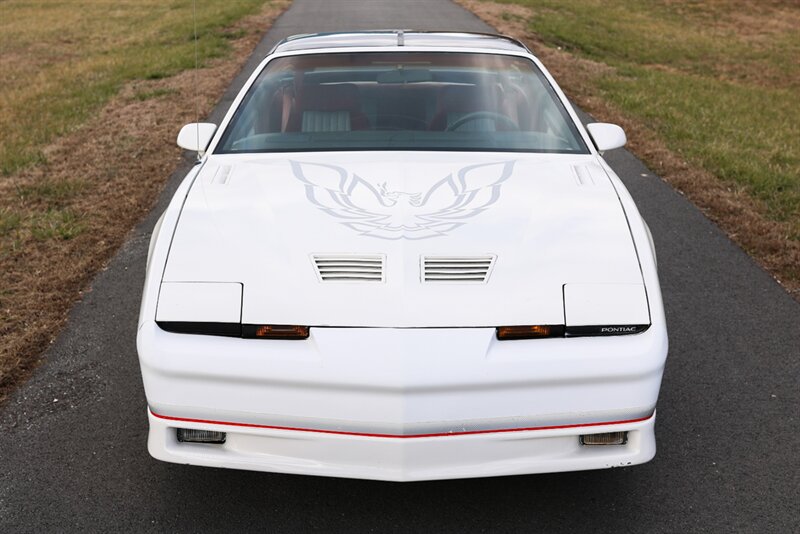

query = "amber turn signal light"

[496,325,565,340]
[242,324,310,339]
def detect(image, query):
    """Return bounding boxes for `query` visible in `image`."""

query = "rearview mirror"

[177,123,217,154]
[586,123,626,152]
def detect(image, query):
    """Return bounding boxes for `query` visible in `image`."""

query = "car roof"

[270,30,530,54]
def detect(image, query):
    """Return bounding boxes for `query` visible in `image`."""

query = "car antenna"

[192,0,201,162]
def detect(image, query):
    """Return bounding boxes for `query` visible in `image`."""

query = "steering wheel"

[445,111,519,132]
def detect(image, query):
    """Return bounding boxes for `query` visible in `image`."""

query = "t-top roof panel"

[272,31,530,54]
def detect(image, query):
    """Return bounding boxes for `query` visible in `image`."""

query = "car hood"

[161,152,645,327]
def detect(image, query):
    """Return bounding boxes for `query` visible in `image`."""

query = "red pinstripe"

[150,410,653,439]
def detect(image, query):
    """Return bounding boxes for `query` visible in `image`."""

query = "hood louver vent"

[212,165,232,185]
[422,255,496,283]
[312,254,385,282]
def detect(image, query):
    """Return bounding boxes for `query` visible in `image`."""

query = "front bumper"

[148,410,656,481]
[137,321,667,480]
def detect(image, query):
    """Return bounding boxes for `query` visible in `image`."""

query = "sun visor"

[156,282,242,323]
[563,283,650,327]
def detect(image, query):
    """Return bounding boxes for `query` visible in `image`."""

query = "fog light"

[177,428,226,444]
[580,431,627,446]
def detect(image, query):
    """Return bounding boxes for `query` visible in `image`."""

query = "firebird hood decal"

[291,160,515,240]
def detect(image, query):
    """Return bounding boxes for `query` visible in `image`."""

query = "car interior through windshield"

[216,52,588,154]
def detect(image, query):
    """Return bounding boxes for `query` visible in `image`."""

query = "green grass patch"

[221,28,248,41]
[0,0,271,176]
[30,209,86,241]
[501,11,524,23]
[16,179,88,207]
[0,209,22,235]
[493,0,800,238]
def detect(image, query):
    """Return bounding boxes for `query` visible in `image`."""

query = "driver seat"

[428,84,502,131]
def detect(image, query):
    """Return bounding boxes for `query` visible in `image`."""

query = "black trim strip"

[156,321,241,337]
[157,322,650,339]
[565,324,650,337]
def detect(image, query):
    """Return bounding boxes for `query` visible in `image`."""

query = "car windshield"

[216,52,588,154]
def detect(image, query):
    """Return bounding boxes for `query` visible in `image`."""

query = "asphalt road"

[1,1,798,532]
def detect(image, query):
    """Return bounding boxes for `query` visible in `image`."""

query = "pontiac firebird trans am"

[136,31,668,481]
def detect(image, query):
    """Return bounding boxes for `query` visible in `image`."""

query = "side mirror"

[177,123,217,155]
[586,123,626,152]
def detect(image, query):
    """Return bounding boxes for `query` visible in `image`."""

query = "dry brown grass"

[0,1,291,404]
[456,0,800,298]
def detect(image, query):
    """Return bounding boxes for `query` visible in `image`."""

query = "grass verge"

[457,0,800,296]
[1,1,272,175]
[0,0,291,404]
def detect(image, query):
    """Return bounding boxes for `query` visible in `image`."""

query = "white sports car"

[137,31,668,481]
